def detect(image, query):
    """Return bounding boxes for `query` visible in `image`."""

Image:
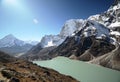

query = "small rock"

[10,77,20,82]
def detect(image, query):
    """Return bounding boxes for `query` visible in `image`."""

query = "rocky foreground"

[0,51,79,82]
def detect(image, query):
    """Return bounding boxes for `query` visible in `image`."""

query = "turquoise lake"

[33,57,120,82]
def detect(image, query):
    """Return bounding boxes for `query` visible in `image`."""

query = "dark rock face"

[89,39,115,57]
[78,49,94,61]
[49,36,115,60]
[49,36,94,57]
[112,26,120,32]
[10,77,20,82]
[113,0,120,6]
[78,39,115,61]
[90,43,120,71]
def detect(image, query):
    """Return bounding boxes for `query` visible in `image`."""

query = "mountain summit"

[0,34,36,56]
[3,34,16,39]
[0,34,25,48]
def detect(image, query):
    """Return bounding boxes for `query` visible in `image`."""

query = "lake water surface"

[33,57,120,82]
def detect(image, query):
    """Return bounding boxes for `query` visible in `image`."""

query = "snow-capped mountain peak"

[88,0,120,28]
[76,20,110,39]
[2,34,17,40]
[0,34,25,47]
[0,34,38,48]
[60,19,85,37]
[109,0,120,11]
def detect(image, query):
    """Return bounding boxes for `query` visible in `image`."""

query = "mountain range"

[21,0,120,71]
[1,1,120,82]
[0,0,119,72]
[0,34,39,56]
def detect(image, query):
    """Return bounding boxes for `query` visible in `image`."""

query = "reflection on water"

[33,57,120,82]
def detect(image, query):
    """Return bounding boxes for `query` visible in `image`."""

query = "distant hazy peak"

[0,34,38,48]
[25,40,39,45]
[3,34,16,39]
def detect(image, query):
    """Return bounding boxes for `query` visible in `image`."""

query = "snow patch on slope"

[44,40,54,47]
[40,35,65,48]
[82,20,110,38]
[110,31,120,36]
[109,21,120,28]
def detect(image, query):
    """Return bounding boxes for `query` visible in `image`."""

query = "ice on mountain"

[110,31,120,36]
[109,21,120,28]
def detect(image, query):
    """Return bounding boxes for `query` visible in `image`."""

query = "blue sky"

[0,0,113,41]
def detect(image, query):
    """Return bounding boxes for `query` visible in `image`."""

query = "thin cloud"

[33,18,39,24]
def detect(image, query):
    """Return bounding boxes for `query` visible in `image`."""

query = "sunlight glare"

[4,0,17,5]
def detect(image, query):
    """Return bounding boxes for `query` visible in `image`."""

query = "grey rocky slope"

[90,42,120,71]
[21,44,56,60]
